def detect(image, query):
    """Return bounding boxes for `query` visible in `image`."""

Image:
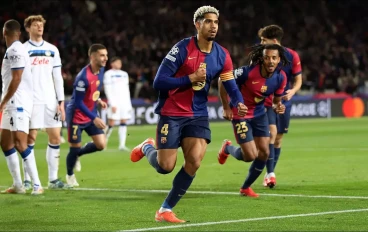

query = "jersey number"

[235,122,248,134]
[160,124,169,136]
[10,117,13,126]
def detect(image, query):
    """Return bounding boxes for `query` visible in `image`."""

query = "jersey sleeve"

[53,47,62,67]
[8,46,26,70]
[219,50,234,81]
[290,50,302,76]
[275,71,287,97]
[161,40,188,73]
[234,65,250,85]
[103,71,117,107]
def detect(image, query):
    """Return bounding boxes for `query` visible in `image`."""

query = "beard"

[206,36,215,41]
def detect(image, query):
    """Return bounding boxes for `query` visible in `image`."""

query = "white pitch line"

[120,208,368,232]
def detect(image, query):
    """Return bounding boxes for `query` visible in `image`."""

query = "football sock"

[78,142,101,157]
[106,125,113,139]
[242,158,266,189]
[159,167,194,212]
[143,144,170,174]
[274,147,281,170]
[266,144,275,174]
[4,148,22,188]
[66,147,80,176]
[225,145,243,161]
[119,123,127,147]
[46,143,60,182]
[20,147,41,186]
[23,144,34,182]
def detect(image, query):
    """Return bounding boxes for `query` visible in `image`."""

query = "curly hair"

[247,44,290,67]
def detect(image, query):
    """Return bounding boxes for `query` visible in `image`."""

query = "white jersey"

[103,69,132,108]
[1,41,33,114]
[23,40,62,104]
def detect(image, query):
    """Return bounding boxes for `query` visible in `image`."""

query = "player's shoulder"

[277,68,287,79]
[234,64,253,78]
[8,41,26,54]
[43,41,59,52]
[76,65,89,80]
[214,42,230,55]
[284,47,300,58]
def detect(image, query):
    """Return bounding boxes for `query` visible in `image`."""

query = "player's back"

[155,36,233,117]
[103,69,131,102]
[67,65,104,124]
[234,64,286,119]
[23,40,61,104]
[1,41,33,113]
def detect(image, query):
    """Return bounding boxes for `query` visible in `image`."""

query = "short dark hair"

[4,19,21,35]
[88,44,106,56]
[110,56,121,63]
[258,25,284,42]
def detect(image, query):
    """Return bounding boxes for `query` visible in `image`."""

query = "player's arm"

[284,51,303,100]
[0,50,26,110]
[74,78,97,120]
[273,72,287,114]
[52,49,65,103]
[103,72,117,107]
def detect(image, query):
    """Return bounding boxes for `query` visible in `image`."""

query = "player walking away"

[0,19,43,195]
[104,57,132,151]
[65,44,108,187]
[258,25,302,186]
[22,15,66,190]
[218,44,289,197]
[130,6,247,223]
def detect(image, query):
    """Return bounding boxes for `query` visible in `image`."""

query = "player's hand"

[111,106,117,113]
[98,99,108,109]
[57,102,66,121]
[222,107,233,121]
[282,89,296,101]
[189,67,206,83]
[93,117,106,129]
[237,103,248,117]
[274,102,286,114]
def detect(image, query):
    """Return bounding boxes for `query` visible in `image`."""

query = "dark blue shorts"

[232,113,269,144]
[266,106,276,125]
[156,116,211,149]
[276,104,291,134]
[67,121,104,144]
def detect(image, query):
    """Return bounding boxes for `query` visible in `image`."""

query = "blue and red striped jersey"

[233,64,287,119]
[154,36,242,117]
[265,47,302,107]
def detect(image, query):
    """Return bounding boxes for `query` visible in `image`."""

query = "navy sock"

[143,144,170,174]
[266,144,275,174]
[161,167,195,209]
[66,147,80,176]
[224,145,243,161]
[28,144,34,150]
[242,158,266,189]
[78,142,101,157]
[20,147,32,160]
[4,147,16,157]
[274,147,281,170]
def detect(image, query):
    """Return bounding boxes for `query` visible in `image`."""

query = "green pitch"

[1,117,368,231]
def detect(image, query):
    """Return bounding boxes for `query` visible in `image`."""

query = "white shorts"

[30,104,62,129]
[107,105,132,121]
[1,108,30,134]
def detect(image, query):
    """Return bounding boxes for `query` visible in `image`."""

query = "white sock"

[119,124,127,147]
[23,148,41,187]
[46,143,60,182]
[159,207,172,213]
[5,149,22,188]
[23,144,34,182]
[106,126,114,139]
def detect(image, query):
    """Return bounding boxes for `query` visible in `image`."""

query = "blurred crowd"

[1,0,368,102]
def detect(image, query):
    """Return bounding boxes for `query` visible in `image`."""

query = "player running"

[218,44,289,197]
[130,6,247,223]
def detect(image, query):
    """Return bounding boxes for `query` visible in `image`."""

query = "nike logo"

[188,56,197,60]
[252,81,259,84]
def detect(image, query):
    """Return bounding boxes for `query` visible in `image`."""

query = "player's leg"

[0,124,25,194]
[79,123,106,157]
[118,107,132,151]
[65,122,83,187]
[274,105,291,170]
[264,107,277,187]
[218,119,257,165]
[23,129,37,189]
[105,106,118,144]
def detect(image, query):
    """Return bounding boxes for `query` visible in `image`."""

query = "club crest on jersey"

[161,137,167,144]
[192,81,205,91]
[254,97,265,103]
[260,86,268,93]
[92,91,100,101]
[240,133,246,139]
[45,50,51,56]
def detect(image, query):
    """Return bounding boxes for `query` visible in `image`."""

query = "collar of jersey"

[193,35,213,55]
[28,40,44,47]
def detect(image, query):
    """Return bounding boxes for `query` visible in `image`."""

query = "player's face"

[197,13,218,41]
[111,60,122,69]
[93,49,108,67]
[29,21,44,37]
[262,49,280,73]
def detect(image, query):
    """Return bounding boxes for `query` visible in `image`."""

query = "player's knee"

[27,134,36,145]
[241,148,257,162]
[95,142,106,151]
[156,165,173,174]
[258,146,269,161]
[48,137,60,145]
[274,134,283,148]
[14,139,28,153]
